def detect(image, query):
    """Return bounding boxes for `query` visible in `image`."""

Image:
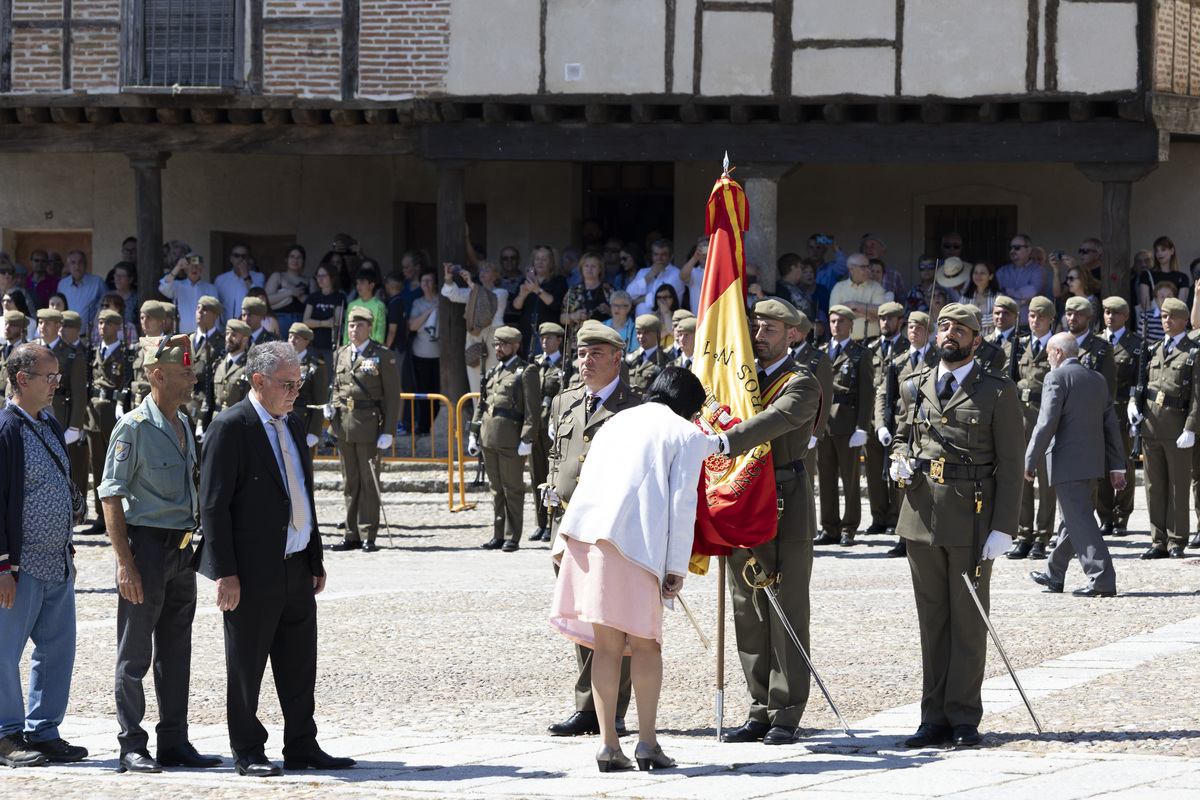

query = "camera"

[1051,250,1065,261]
[449,264,462,275]
[817,235,834,245]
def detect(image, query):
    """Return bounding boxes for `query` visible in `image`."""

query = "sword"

[368,452,392,547]
[960,572,1044,734]
[744,557,853,737]
[675,593,710,649]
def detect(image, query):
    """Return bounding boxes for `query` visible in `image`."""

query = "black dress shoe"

[763,725,800,745]
[1169,546,1186,559]
[839,533,856,547]
[480,538,504,550]
[1101,522,1114,537]
[813,531,839,545]
[1140,546,1168,559]
[80,522,108,536]
[283,747,356,771]
[1028,541,1047,560]
[1190,532,1200,549]
[1029,571,1063,593]
[119,749,161,773]
[234,752,281,777]
[502,540,520,552]
[328,539,359,552]
[335,521,346,529]
[952,724,982,747]
[1005,541,1032,559]
[157,741,221,768]
[361,541,379,552]
[548,711,599,736]
[719,720,769,743]
[1073,586,1116,597]
[865,523,887,535]
[904,723,953,748]
[887,539,907,558]
[1111,525,1127,537]
[25,736,87,762]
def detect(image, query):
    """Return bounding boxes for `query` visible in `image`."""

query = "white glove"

[194,422,205,442]
[542,485,561,508]
[706,433,728,457]
[848,428,867,448]
[808,435,818,451]
[876,427,893,447]
[1127,404,1143,426]
[64,428,82,445]
[114,403,124,420]
[981,531,1013,560]
[305,433,319,448]
[376,433,393,450]
[518,440,532,457]
[889,456,916,482]
[467,434,480,457]
[323,404,334,420]
[1177,430,1196,449]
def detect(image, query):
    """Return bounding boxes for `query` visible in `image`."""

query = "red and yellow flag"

[689,169,778,574]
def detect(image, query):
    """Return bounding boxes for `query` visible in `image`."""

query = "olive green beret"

[289,322,315,341]
[161,303,177,317]
[198,295,223,315]
[141,334,194,367]
[908,311,931,329]
[750,297,802,326]
[676,317,697,333]
[577,324,626,349]
[140,300,167,320]
[537,322,566,337]
[226,319,252,336]
[937,302,981,332]
[828,304,857,320]
[878,301,906,318]
[493,325,522,344]
[936,257,969,288]
[1162,297,1190,319]
[1064,296,1094,315]
[1102,296,1130,314]
[3,310,26,326]
[796,311,812,336]
[240,296,268,315]
[671,309,696,322]
[36,308,63,322]
[994,295,1019,314]
[635,314,661,332]
[347,305,374,323]
[963,303,983,322]
[60,311,83,329]
[1028,296,1056,318]
[98,309,124,325]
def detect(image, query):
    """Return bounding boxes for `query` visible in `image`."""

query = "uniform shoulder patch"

[113,440,132,462]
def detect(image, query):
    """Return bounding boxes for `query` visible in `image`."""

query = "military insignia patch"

[114,440,131,462]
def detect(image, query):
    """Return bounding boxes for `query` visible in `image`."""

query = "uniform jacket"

[1077,331,1117,401]
[1142,333,1200,440]
[471,356,541,448]
[1024,360,1124,485]
[292,350,329,440]
[1109,330,1142,415]
[823,338,873,434]
[534,352,564,410]
[330,339,401,444]
[548,380,641,506]
[870,334,910,377]
[85,341,131,434]
[213,351,251,415]
[190,328,226,427]
[47,338,87,431]
[974,338,1007,374]
[626,346,669,395]
[1017,334,1053,427]
[793,342,833,441]
[874,345,939,431]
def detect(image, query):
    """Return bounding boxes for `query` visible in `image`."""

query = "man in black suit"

[199,340,355,777]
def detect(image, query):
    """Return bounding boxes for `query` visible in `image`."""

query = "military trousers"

[528,427,552,529]
[1143,436,1190,550]
[339,440,382,543]
[87,427,114,516]
[817,434,861,535]
[115,529,198,755]
[1095,412,1135,528]
[1018,408,1056,542]
[863,436,899,528]
[69,440,90,510]
[482,446,527,544]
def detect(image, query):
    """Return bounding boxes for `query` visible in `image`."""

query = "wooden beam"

[155,108,188,125]
[191,107,221,125]
[291,108,323,125]
[481,102,511,123]
[330,108,361,125]
[261,108,290,125]
[16,107,51,124]
[435,163,469,407]
[876,103,901,124]
[977,103,1002,124]
[1018,102,1044,123]
[584,103,614,124]
[531,104,562,124]
[822,103,848,124]
[49,107,84,124]
[438,102,464,123]
[363,108,393,124]
[1068,100,1094,123]
[85,107,116,124]
[630,103,658,124]
[128,152,170,299]
[778,103,802,124]
[679,103,708,124]
[120,107,155,124]
[920,102,950,125]
[0,124,420,155]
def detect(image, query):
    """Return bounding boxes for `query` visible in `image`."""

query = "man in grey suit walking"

[1026,333,1126,598]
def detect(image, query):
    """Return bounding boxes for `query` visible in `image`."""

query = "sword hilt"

[742,556,776,589]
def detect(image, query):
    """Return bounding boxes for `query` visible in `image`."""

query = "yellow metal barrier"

[452,392,481,512]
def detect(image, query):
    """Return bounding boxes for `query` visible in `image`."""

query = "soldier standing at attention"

[1007,296,1056,560]
[131,301,168,407]
[467,326,541,552]
[528,322,565,543]
[57,311,92,510]
[1063,296,1117,399]
[37,308,88,500]
[98,334,222,774]
[189,296,225,438]
[672,316,697,369]
[82,309,132,537]
[327,306,400,553]
[966,304,1007,372]
[211,319,252,421]
[544,325,639,738]
[889,303,1023,749]
[1096,297,1141,539]
[287,323,329,452]
[240,296,278,347]
[626,315,669,396]
[0,309,29,391]
[864,302,909,538]
[789,313,831,493]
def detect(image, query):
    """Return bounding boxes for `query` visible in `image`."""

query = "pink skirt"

[551,537,664,652]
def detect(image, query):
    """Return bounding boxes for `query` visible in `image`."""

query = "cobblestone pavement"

[7,464,1200,798]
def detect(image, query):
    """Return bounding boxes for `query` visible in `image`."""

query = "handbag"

[16,413,86,525]
[464,284,499,337]
[464,341,488,368]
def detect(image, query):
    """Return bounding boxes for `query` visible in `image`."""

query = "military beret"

[676,317,697,333]
[908,311,931,329]
[1064,296,1094,315]
[577,325,625,349]
[936,257,968,288]
[36,308,63,322]
[347,305,374,323]
[672,309,696,322]
[635,314,661,332]
[3,310,26,326]
[289,322,315,340]
[141,334,194,367]
[878,301,905,318]
[98,309,123,325]
[1162,297,1190,320]
[963,303,983,322]
[937,302,981,332]
[1028,296,1056,318]
[796,311,813,336]
[198,295,223,315]
[494,325,522,344]
[828,304,857,320]
[537,322,566,337]
[750,297,803,326]
[61,311,83,329]
[993,295,1020,314]
[140,300,167,320]
[161,302,177,316]
[226,319,252,336]
[1102,296,1130,314]
[240,296,268,315]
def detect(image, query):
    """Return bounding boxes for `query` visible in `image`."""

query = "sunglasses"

[941,243,962,250]
[1078,248,1097,255]
[1009,245,1028,251]
[264,374,304,392]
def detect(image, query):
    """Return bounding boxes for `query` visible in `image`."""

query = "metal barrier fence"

[452,393,481,512]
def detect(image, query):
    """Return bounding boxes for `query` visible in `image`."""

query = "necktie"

[757,370,769,391]
[1165,339,1174,357]
[831,343,841,362]
[268,418,308,532]
[585,393,599,422]
[684,358,692,370]
[911,351,919,369]
[1031,340,1041,359]
[938,376,956,407]
[881,340,890,361]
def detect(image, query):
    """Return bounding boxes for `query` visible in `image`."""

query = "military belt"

[490,407,523,422]
[915,459,996,483]
[128,525,194,550]
[1019,389,1041,404]
[341,398,381,412]
[90,388,120,401]
[1149,391,1188,410]
[774,460,807,481]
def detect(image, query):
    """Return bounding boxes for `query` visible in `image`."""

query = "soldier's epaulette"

[625,351,641,365]
[981,365,1009,381]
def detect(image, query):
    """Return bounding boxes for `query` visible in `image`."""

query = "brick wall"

[72,29,121,91]
[1155,0,1200,96]
[263,29,342,97]
[358,0,450,98]
[265,0,342,16]
[72,0,120,19]
[11,29,63,91]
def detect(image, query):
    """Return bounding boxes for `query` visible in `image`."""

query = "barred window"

[126,0,240,90]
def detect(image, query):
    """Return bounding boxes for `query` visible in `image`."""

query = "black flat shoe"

[283,747,356,770]
[886,539,907,558]
[813,531,839,545]
[839,533,856,547]
[904,723,953,748]
[157,741,221,768]
[1189,532,1200,548]
[953,724,982,747]
[1140,546,1168,560]
[720,720,769,743]
[1029,571,1063,593]
[1005,541,1032,559]
[119,749,161,773]
[1028,541,1047,560]
[1169,546,1187,559]
[763,725,800,745]
[234,752,281,777]
[502,540,520,552]
[361,541,379,552]
[865,523,887,535]
[480,538,504,550]
[548,711,599,736]
[328,539,359,552]
[1073,586,1116,597]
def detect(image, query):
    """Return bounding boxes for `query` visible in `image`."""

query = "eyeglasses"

[919,264,937,270]
[1009,244,1029,251]
[264,374,304,392]
[941,243,962,250]
[1066,276,1079,282]
[23,371,62,385]
[0,270,13,276]
[1078,248,1097,255]
[231,252,249,260]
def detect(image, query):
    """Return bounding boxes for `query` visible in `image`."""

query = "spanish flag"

[689,167,778,574]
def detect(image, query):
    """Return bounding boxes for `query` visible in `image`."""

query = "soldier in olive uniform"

[789,313,831,492]
[1096,297,1141,538]
[211,319,252,419]
[1131,297,1200,559]
[889,303,1024,749]
[544,325,639,738]
[240,296,279,347]
[963,304,1006,372]
[668,308,695,361]
[815,304,874,546]
[161,303,178,337]
[1063,296,1117,399]
[288,322,329,452]
[60,311,93,507]
[864,302,910,537]
[528,322,565,543]
[672,316,696,369]
[626,314,670,396]
[328,306,401,552]
[189,296,225,436]
[0,309,28,392]
[131,300,168,407]
[714,299,822,746]
[38,308,89,500]
[467,326,541,552]
[83,309,133,535]
[1008,296,1056,560]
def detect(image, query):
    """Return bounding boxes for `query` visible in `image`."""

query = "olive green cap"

[1162,297,1190,319]
[347,305,374,323]
[577,325,626,349]
[671,309,696,322]
[289,322,315,341]
[635,314,661,332]
[240,296,268,315]
[1102,296,1130,314]
[993,295,1019,314]
[60,311,83,329]
[98,309,123,325]
[3,310,26,326]
[140,300,167,320]
[878,301,906,318]
[36,308,63,322]
[226,319,252,336]
[963,303,983,322]
[937,302,981,332]
[676,317,697,333]
[161,302,177,318]
[537,322,566,337]
[141,334,194,367]
[936,257,968,288]
[198,295,223,315]
[493,326,522,344]
[1064,296,1093,315]
[908,311,931,329]
[796,311,812,336]
[828,303,857,320]
[750,297,803,326]
[1028,296,1056,318]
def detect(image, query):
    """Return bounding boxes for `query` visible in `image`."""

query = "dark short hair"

[777,252,803,276]
[7,343,52,393]
[643,366,706,420]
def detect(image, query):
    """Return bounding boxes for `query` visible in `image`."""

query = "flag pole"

[715,555,725,739]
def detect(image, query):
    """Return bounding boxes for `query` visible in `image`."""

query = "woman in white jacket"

[551,366,719,773]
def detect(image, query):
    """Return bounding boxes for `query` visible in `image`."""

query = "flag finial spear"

[722,151,730,177]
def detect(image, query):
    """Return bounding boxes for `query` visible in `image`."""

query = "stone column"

[738,163,800,293]
[127,152,170,300]
[435,160,471,407]
[1075,162,1159,300]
